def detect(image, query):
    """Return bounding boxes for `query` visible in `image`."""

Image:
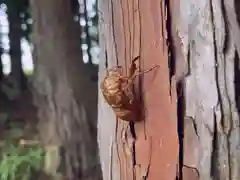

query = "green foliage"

[23,69,33,76]
[0,142,44,180]
[0,126,44,180]
[1,77,21,100]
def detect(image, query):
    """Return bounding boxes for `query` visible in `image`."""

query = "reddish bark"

[99,0,179,179]
[99,0,240,179]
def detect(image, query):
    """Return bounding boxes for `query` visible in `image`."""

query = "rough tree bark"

[171,0,240,179]
[98,0,179,180]
[30,0,101,179]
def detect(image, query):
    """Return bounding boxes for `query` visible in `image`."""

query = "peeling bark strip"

[171,0,240,179]
[98,0,178,180]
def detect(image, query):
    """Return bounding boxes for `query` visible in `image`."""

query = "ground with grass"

[0,78,45,180]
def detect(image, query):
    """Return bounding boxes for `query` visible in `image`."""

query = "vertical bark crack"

[209,0,232,179]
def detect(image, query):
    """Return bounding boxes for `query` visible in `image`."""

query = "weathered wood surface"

[172,0,240,179]
[98,0,178,180]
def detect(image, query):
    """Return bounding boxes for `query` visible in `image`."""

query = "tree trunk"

[171,0,240,179]
[8,4,27,91]
[30,0,100,179]
[98,0,179,180]
[0,47,3,82]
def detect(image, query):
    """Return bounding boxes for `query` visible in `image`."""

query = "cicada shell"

[101,56,158,122]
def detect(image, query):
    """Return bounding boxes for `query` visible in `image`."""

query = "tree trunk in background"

[170,0,240,179]
[8,4,27,91]
[0,47,3,82]
[30,0,100,179]
[98,0,178,180]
